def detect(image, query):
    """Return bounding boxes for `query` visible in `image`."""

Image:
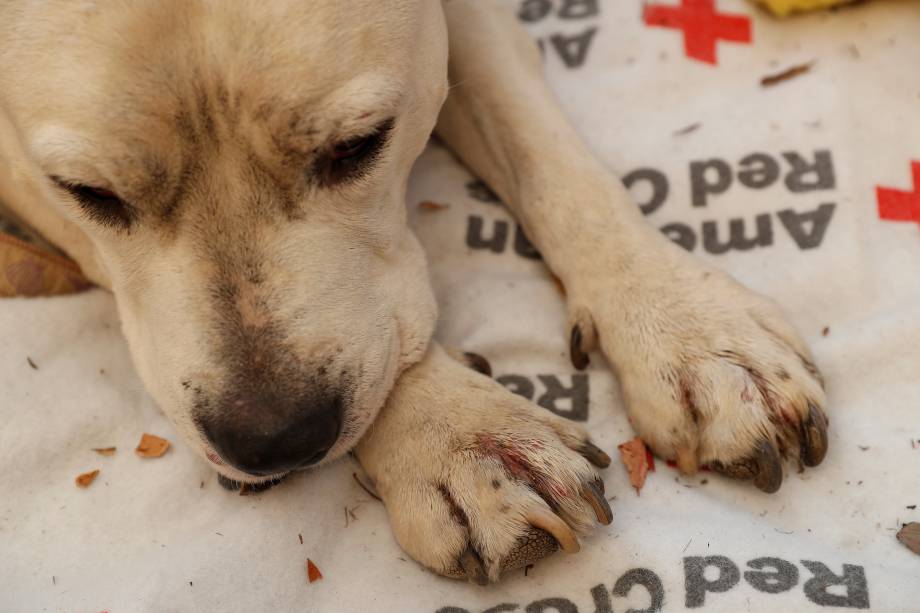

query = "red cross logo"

[644,0,752,65]
[877,161,920,226]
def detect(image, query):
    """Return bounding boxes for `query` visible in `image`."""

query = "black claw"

[582,478,613,525]
[570,324,590,371]
[579,441,611,468]
[753,439,783,494]
[710,440,783,494]
[801,404,829,467]
[217,473,287,495]
[459,546,489,586]
[463,352,493,378]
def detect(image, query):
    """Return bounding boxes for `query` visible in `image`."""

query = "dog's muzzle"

[198,395,344,475]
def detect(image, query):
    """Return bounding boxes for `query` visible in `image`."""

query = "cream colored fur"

[0,0,827,583]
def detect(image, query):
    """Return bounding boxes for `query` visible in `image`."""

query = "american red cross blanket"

[2,1,919,611]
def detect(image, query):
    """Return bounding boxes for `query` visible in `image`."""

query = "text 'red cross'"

[877,161,920,227]
[644,0,752,65]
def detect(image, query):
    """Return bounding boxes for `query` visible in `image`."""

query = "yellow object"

[755,0,859,16]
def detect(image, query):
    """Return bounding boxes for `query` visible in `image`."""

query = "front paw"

[355,345,611,584]
[567,257,828,493]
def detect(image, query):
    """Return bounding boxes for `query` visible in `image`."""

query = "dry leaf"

[761,62,814,87]
[618,437,655,495]
[417,200,449,211]
[92,447,116,456]
[897,523,920,556]
[306,559,323,583]
[135,433,170,458]
[75,469,100,488]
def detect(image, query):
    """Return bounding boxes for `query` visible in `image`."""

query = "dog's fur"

[0,0,828,583]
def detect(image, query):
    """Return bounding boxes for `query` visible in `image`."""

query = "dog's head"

[1,1,447,481]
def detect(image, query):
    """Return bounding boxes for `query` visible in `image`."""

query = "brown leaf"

[618,437,654,495]
[75,469,100,488]
[306,559,323,583]
[135,433,170,458]
[761,62,814,87]
[417,200,449,211]
[92,447,117,456]
[897,522,920,556]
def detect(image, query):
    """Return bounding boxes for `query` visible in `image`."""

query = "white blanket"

[2,1,919,611]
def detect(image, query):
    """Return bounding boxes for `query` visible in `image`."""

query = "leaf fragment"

[75,469,100,488]
[897,522,920,556]
[306,559,323,583]
[618,437,654,495]
[135,433,170,458]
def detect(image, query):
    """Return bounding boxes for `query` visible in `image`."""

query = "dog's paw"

[567,254,827,493]
[355,345,611,584]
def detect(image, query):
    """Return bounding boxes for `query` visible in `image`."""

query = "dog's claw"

[525,508,580,553]
[753,439,784,493]
[578,441,611,468]
[801,404,828,467]
[570,324,590,370]
[710,439,783,494]
[581,479,612,525]
[459,546,489,586]
[462,352,493,378]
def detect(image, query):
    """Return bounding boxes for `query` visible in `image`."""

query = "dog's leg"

[0,103,109,288]
[355,342,611,584]
[437,1,827,492]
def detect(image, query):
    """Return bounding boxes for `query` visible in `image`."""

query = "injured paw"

[355,344,611,583]
[566,247,828,493]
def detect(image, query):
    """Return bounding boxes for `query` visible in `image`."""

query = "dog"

[0,0,828,584]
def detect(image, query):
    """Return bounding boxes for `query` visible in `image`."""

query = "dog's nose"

[200,396,344,476]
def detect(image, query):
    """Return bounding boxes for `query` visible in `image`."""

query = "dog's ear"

[0,101,110,287]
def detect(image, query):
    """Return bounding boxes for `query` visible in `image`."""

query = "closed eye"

[50,177,135,229]
[314,118,394,187]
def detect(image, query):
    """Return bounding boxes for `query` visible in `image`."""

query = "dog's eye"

[50,177,135,229]
[316,119,394,187]
[331,134,376,162]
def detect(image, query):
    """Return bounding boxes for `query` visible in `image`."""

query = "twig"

[761,61,815,87]
[673,122,701,136]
